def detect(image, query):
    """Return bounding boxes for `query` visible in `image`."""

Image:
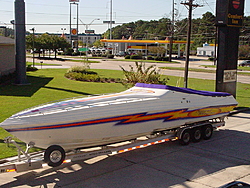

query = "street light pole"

[70,1,79,51]
[30,27,35,67]
[76,18,100,61]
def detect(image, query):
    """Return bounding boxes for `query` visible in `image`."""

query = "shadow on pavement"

[1,129,249,188]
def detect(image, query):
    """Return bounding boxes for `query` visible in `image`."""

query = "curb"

[229,107,250,116]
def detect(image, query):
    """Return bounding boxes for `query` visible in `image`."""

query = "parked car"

[238,60,250,67]
[219,181,250,188]
[115,51,126,57]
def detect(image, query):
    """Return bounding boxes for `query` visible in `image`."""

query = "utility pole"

[169,0,175,62]
[181,0,201,88]
[110,0,113,40]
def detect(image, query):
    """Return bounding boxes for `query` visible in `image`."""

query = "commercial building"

[0,36,15,76]
[197,43,216,57]
[101,39,190,57]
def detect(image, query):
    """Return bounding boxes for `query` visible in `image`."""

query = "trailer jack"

[4,137,34,163]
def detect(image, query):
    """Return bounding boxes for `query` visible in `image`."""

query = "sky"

[0,0,249,34]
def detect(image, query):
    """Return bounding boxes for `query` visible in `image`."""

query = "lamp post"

[30,27,35,67]
[75,18,100,61]
[61,28,66,34]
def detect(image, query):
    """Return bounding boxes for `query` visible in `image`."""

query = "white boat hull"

[1,83,237,150]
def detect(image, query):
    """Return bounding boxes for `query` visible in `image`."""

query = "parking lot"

[0,110,249,188]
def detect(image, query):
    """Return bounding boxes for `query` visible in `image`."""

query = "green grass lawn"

[161,66,250,76]
[0,68,249,159]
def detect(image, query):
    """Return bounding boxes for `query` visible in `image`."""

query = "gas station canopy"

[100,39,193,44]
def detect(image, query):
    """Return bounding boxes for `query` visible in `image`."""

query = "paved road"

[29,57,250,84]
[0,110,249,187]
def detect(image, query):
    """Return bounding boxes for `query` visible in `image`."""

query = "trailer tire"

[179,129,191,145]
[191,128,202,142]
[202,124,213,140]
[44,145,65,167]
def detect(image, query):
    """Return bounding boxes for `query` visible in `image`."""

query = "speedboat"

[1,83,237,152]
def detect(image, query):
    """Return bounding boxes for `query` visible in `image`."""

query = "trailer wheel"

[179,129,191,145]
[202,124,213,140]
[191,128,202,142]
[44,145,65,167]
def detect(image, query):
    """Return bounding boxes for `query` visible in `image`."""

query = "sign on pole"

[103,21,115,24]
[71,28,77,36]
[216,0,244,27]
[215,0,245,97]
[85,30,95,34]
[79,47,89,52]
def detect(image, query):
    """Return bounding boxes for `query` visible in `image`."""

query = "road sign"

[85,30,95,34]
[103,21,115,24]
[79,48,89,52]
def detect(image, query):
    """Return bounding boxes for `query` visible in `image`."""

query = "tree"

[26,34,70,58]
[148,46,166,57]
[93,40,104,48]
[239,45,250,59]
[102,12,250,53]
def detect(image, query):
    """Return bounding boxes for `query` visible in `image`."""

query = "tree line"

[26,34,71,58]
[1,11,249,58]
[103,11,250,53]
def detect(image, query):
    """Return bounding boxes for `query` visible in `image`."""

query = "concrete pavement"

[28,57,250,84]
[0,110,249,188]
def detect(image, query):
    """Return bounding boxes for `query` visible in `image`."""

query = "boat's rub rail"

[11,97,159,119]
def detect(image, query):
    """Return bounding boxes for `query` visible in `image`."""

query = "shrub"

[66,65,97,75]
[65,72,100,82]
[120,62,168,87]
[154,56,162,61]
[162,57,169,61]
[107,54,114,59]
[130,55,141,60]
[65,48,74,55]
[125,55,131,59]
[72,52,80,56]
[147,56,154,60]
[26,65,38,71]
[65,65,123,83]
[208,57,215,61]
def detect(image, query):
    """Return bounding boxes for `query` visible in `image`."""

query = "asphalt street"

[0,110,249,188]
